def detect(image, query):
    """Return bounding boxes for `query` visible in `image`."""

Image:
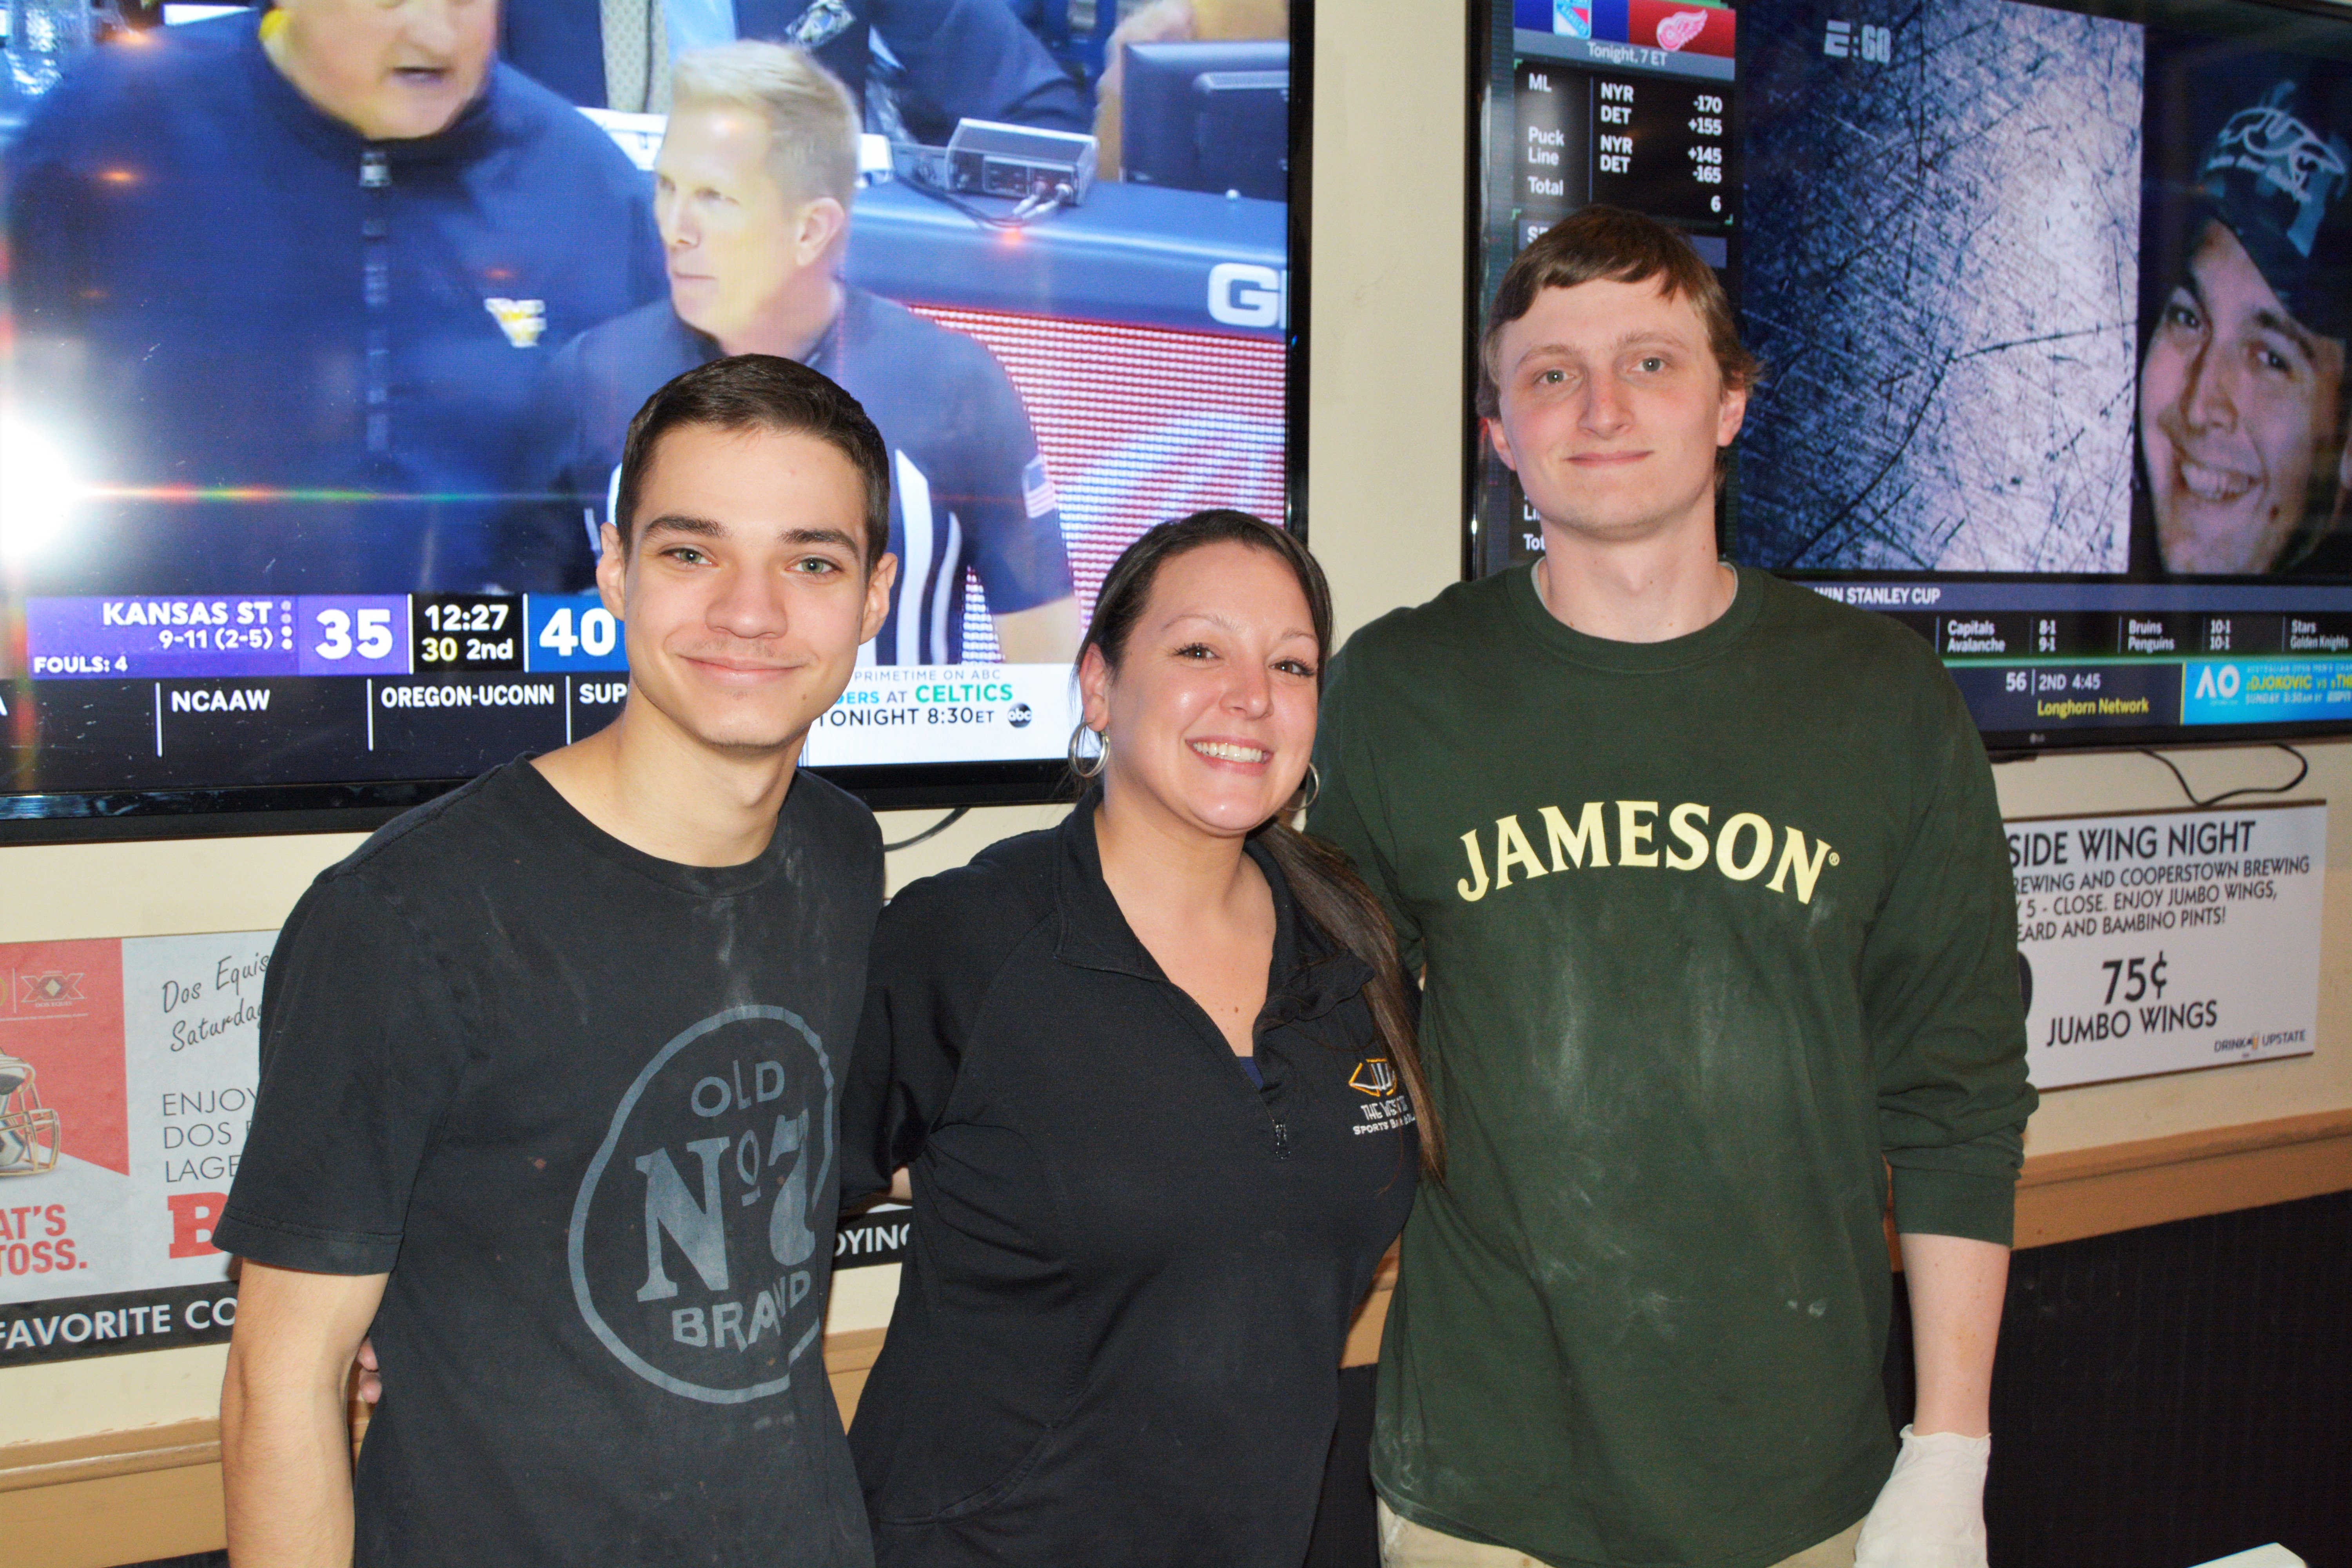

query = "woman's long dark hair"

[1077,510,1443,1179]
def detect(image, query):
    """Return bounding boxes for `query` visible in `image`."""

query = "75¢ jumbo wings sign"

[2009,803,2325,1091]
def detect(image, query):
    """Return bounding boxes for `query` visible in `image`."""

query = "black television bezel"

[0,2,1314,846]
[1459,0,2352,763]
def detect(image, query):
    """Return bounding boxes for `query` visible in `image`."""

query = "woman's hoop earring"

[1070,726,1108,780]
[1292,762,1321,813]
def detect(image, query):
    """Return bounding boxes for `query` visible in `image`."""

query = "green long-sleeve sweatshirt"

[1311,564,2034,1568]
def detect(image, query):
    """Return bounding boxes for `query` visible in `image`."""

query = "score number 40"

[538,605,621,659]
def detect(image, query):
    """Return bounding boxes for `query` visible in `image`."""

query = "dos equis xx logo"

[570,1005,835,1405]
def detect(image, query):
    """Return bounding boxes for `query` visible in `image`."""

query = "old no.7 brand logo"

[569,1005,834,1405]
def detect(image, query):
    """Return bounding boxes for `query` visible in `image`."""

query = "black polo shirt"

[840,802,1418,1567]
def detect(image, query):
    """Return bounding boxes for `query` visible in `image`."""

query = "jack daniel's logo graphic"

[569,1005,834,1404]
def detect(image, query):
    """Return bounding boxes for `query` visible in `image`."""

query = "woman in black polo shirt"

[840,510,1440,1567]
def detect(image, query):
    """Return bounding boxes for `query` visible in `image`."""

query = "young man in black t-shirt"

[215,356,900,1567]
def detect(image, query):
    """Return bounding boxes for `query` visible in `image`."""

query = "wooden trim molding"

[0,1417,218,1497]
[0,1450,225,1568]
[824,1325,888,1425]
[2014,1107,2352,1250]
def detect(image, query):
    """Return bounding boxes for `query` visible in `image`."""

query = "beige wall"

[4,0,2346,1449]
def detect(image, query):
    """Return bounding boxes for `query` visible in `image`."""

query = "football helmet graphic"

[0,1052,63,1176]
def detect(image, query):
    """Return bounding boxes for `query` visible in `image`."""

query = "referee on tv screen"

[518,41,1079,666]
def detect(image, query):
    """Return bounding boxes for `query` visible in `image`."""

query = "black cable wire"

[2137,743,2310,810]
[897,170,1071,230]
[882,805,970,853]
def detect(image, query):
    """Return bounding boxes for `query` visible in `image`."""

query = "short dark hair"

[1478,205,1760,418]
[1077,509,1444,1180]
[613,354,890,567]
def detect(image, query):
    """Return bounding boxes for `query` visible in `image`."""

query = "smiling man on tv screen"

[519,40,1078,665]
[2138,76,2352,577]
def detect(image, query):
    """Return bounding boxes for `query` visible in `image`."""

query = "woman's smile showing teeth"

[1191,739,1270,765]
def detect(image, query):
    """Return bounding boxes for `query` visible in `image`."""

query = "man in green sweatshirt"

[1310,206,2035,1568]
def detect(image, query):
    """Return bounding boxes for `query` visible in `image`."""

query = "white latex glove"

[1853,1425,1991,1568]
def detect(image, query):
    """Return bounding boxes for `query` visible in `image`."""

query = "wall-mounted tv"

[1470,0,2352,753]
[0,1,1303,839]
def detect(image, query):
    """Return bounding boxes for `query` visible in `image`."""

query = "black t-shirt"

[215,760,882,1568]
[840,803,1419,1567]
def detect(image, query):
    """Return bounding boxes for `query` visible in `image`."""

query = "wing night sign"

[2008,803,2325,1090]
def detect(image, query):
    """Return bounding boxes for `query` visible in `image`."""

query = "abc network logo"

[569,1005,835,1405]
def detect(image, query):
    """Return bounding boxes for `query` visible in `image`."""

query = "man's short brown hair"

[614,354,891,568]
[1478,205,1760,417]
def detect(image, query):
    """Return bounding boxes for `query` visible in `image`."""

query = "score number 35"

[314,608,396,661]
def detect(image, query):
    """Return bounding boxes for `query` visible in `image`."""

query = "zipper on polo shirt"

[359,149,392,454]
[1250,1013,1292,1162]
[1149,962,1296,1163]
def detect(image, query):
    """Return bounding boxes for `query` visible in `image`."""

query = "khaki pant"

[1377,1498,1864,1568]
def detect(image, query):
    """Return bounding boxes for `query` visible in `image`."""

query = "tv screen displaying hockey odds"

[1474,0,2352,751]
[0,5,1296,830]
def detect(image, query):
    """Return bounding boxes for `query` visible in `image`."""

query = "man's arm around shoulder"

[221,1263,389,1568]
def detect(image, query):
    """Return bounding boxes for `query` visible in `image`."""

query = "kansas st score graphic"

[7,590,1080,787]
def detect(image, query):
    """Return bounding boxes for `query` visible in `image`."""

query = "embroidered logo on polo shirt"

[1350,1058,1414,1137]
[483,297,547,348]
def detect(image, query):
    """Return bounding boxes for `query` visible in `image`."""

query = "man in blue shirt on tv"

[4,0,665,595]
[520,40,1078,664]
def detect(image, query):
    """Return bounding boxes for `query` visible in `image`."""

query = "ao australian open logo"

[569,1005,834,1405]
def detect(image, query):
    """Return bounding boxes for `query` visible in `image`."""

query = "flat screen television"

[0,4,1304,839]
[1470,0,2352,753]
